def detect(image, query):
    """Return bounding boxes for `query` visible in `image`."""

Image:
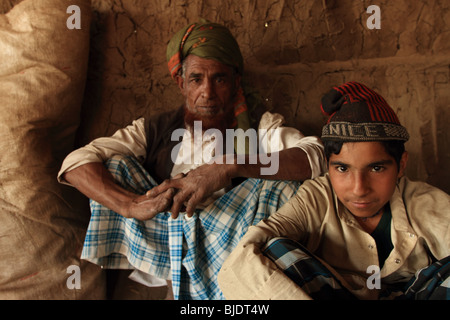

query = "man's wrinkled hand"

[127,187,175,221]
[146,163,233,219]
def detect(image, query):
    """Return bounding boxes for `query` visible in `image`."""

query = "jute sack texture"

[0,0,106,299]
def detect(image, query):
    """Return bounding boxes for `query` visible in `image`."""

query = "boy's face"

[328,141,407,219]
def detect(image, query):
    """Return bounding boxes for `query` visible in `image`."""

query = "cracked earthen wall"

[3,0,450,193]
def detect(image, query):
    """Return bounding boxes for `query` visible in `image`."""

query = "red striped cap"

[321,82,409,142]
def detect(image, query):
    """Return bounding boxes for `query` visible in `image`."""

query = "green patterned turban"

[166,20,250,133]
[166,19,244,79]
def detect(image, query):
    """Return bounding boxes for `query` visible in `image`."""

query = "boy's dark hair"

[324,140,405,170]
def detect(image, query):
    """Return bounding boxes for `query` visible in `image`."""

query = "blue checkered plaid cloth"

[263,237,357,300]
[264,238,450,300]
[396,255,450,300]
[81,155,301,299]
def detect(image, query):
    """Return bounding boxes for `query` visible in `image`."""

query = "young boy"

[218,82,449,300]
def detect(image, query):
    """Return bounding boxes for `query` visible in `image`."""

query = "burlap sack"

[0,0,106,299]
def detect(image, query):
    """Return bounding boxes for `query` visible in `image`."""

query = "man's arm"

[234,147,312,180]
[148,147,314,218]
[63,162,175,220]
[59,118,177,221]
[148,112,326,218]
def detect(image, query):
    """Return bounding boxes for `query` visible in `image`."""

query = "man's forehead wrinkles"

[188,71,229,79]
[186,57,233,72]
[188,72,202,78]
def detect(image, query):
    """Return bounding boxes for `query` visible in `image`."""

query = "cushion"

[0,0,105,299]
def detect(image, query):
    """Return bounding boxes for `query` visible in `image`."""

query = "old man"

[58,20,326,299]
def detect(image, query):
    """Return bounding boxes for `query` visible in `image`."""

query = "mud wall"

[3,0,450,193]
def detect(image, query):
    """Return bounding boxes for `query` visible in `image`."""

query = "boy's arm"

[218,224,312,300]
[218,198,312,300]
